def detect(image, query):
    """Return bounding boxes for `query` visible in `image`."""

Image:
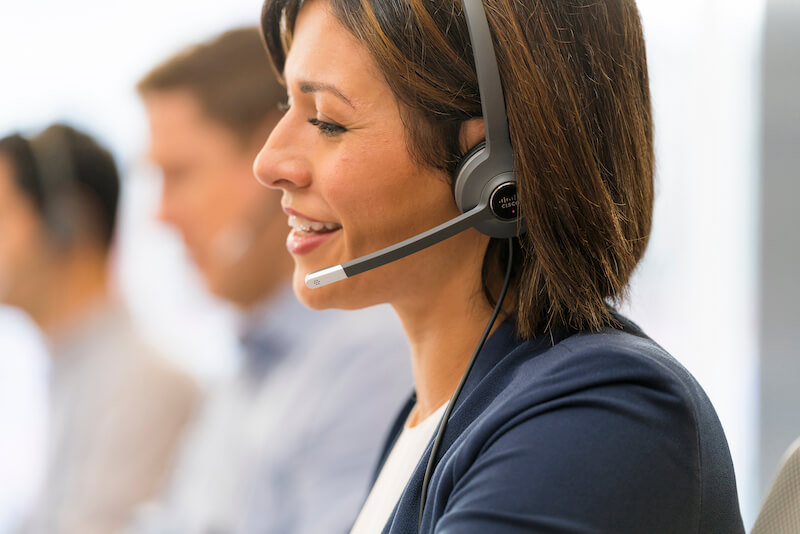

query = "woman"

[254,0,745,532]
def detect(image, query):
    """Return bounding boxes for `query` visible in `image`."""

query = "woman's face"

[254,0,487,310]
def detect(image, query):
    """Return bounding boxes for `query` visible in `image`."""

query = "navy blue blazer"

[372,316,744,533]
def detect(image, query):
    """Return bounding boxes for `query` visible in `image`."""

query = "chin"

[203,271,241,305]
[291,269,343,310]
[207,281,236,305]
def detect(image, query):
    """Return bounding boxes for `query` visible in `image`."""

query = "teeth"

[288,215,341,235]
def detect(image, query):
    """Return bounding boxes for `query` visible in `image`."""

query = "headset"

[302,0,517,529]
[303,0,518,289]
[418,2,517,519]
[25,126,83,247]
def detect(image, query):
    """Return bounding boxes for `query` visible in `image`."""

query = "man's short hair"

[137,27,286,144]
[0,124,119,250]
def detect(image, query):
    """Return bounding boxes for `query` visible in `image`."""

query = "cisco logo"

[497,196,518,210]
[490,182,519,221]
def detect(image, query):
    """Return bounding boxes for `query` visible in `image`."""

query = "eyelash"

[308,118,347,137]
[278,99,346,137]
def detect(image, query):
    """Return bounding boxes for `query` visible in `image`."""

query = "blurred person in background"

[131,27,411,534]
[0,124,198,534]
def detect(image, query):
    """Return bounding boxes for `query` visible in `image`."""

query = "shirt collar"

[237,285,308,381]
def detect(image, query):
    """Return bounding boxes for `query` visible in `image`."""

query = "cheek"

[0,238,13,277]
[0,219,41,279]
[176,175,230,235]
[323,146,429,231]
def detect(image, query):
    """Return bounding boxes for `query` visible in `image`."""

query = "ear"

[459,118,485,153]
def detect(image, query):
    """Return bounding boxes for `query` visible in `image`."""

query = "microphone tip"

[305,265,347,289]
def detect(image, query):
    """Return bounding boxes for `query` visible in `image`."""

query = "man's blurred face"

[144,90,287,308]
[0,155,51,310]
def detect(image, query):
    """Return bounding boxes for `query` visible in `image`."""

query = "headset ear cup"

[452,141,486,210]
[452,139,520,238]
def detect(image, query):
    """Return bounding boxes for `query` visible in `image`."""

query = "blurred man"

[0,124,197,534]
[132,28,411,533]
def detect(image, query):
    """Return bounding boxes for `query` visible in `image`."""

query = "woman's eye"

[308,118,346,137]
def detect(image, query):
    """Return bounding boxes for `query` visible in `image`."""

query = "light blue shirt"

[130,286,412,534]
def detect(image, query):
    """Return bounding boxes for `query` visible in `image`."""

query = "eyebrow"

[298,81,354,108]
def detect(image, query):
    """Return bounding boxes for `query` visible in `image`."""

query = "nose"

[253,112,312,191]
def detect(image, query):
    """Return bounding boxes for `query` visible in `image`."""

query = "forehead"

[145,90,211,138]
[284,0,387,101]
[144,90,243,159]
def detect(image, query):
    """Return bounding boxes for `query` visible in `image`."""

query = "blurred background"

[0,0,796,531]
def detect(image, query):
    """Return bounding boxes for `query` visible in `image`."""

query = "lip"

[286,228,340,255]
[282,206,332,223]
[282,206,342,256]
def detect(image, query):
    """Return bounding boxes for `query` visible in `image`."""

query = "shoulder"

[425,318,741,533]
[297,304,412,406]
[308,304,407,345]
[515,324,710,442]
[468,321,719,472]
[491,319,707,421]
[90,308,199,411]
[295,304,410,374]
[254,302,411,424]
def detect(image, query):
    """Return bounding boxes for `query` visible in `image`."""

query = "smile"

[287,215,342,236]
[285,214,342,256]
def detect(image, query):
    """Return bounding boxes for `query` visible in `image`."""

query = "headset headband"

[461,0,513,170]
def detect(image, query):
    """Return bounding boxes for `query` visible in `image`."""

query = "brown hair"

[137,27,285,144]
[261,0,654,338]
[0,124,120,251]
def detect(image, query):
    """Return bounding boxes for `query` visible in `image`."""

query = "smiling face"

[254,0,488,311]
[145,90,290,308]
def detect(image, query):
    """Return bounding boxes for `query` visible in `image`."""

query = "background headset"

[303,0,519,288]
[24,126,84,247]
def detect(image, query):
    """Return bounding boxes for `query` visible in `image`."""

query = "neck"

[30,248,109,339]
[392,249,497,425]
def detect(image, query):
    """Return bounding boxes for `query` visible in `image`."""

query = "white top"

[350,403,448,534]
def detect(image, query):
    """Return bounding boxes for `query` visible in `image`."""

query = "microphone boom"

[305,203,492,288]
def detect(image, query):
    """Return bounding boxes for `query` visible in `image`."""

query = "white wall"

[626,0,765,525]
